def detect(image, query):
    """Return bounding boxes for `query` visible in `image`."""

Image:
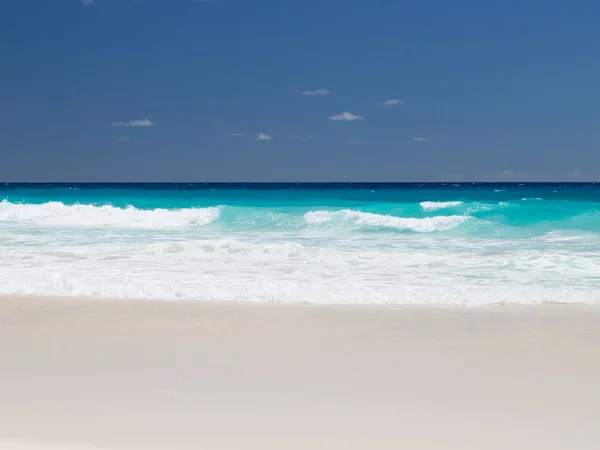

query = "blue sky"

[1,0,600,181]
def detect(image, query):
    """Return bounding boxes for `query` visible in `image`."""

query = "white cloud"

[113,136,132,142]
[498,170,516,179]
[301,89,330,96]
[81,0,95,5]
[383,98,404,106]
[255,133,273,141]
[329,112,363,121]
[495,171,537,181]
[112,119,155,127]
[412,137,428,142]
[228,132,242,136]
[567,169,580,177]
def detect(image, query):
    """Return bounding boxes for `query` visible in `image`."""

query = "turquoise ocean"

[1,183,600,305]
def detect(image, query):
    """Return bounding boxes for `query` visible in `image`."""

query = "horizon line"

[2,181,599,185]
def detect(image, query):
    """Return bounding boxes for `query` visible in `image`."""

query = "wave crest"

[0,201,220,229]
[420,201,463,211]
[304,209,469,232]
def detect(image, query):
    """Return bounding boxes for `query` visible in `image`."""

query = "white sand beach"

[2,296,600,449]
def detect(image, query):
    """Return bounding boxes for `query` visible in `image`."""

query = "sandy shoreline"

[2,296,600,449]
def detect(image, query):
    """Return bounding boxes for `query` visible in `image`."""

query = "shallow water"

[1,182,599,304]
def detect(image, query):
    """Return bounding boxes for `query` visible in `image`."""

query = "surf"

[304,209,470,232]
[0,200,221,229]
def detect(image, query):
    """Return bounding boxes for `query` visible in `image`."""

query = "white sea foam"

[420,201,463,211]
[304,210,469,232]
[1,234,600,304]
[538,231,594,243]
[0,201,220,229]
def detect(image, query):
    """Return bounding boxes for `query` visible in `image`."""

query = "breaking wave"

[0,201,221,229]
[420,201,463,211]
[304,209,469,232]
